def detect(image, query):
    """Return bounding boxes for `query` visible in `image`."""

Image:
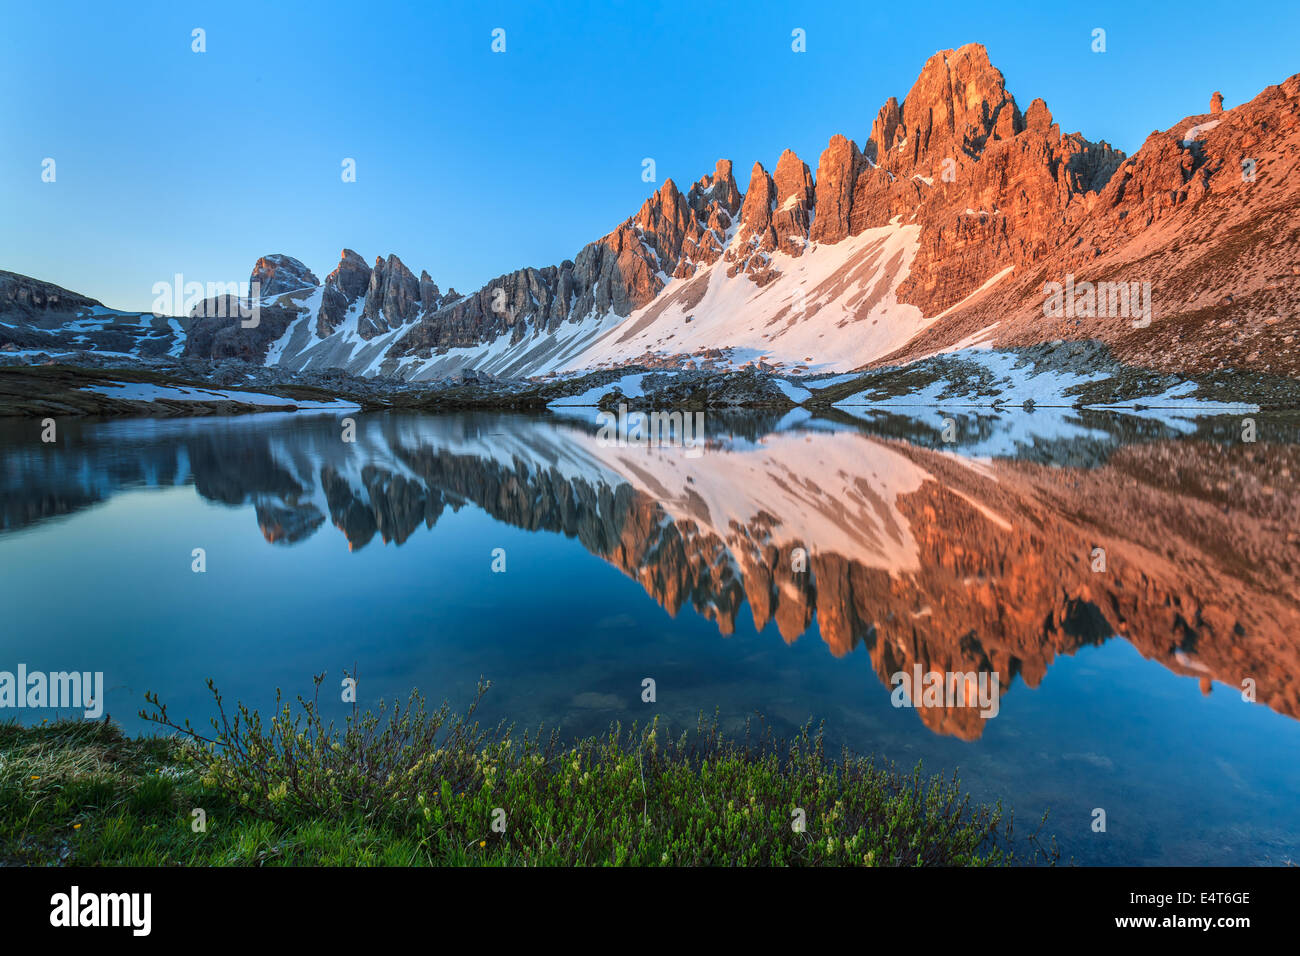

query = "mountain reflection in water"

[6,407,1300,863]
[4,408,1298,744]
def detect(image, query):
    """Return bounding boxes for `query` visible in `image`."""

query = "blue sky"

[3,0,1297,313]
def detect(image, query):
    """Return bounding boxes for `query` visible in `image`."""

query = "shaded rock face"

[612,164,742,285]
[359,254,421,339]
[632,180,700,279]
[726,161,779,280]
[688,158,743,226]
[183,253,334,362]
[419,271,441,313]
[771,150,816,255]
[184,301,298,363]
[724,150,817,279]
[250,255,319,297]
[316,251,458,340]
[0,271,101,318]
[867,97,902,163]
[737,161,776,237]
[389,233,649,359]
[396,262,576,356]
[649,164,744,279]
[317,249,371,338]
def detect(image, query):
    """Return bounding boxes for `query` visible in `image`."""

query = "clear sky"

[3,0,1297,313]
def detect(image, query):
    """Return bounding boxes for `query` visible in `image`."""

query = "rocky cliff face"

[884,69,1300,379]
[316,249,370,337]
[0,271,101,319]
[249,255,318,297]
[840,46,1126,319]
[360,254,420,338]
[388,160,745,366]
[725,149,820,283]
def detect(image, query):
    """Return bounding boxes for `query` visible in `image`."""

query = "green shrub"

[131,674,1043,866]
[0,679,1055,866]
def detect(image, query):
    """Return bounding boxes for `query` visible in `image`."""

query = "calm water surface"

[2,406,1298,865]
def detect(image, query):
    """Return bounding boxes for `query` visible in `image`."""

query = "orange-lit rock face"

[886,69,1300,380]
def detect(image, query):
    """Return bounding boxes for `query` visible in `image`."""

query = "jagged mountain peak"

[326,249,370,290]
[317,249,372,338]
[884,42,1021,167]
[1023,97,1054,133]
[687,158,742,217]
[250,254,319,296]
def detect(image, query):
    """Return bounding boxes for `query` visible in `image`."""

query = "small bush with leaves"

[121,673,1053,866]
[143,673,492,823]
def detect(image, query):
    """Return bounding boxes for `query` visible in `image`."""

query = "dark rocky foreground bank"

[0,360,542,418]
[2,341,1298,419]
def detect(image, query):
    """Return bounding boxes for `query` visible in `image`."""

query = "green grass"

[0,679,1049,866]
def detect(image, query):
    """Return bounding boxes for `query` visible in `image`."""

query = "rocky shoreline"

[2,337,1297,419]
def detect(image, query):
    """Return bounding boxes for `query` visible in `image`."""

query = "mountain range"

[4,43,1298,391]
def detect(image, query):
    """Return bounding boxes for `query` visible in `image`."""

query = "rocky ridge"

[177,43,1139,378]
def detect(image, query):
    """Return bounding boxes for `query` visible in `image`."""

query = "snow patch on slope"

[834,349,1107,407]
[78,381,359,410]
[549,372,649,406]
[1182,120,1221,145]
[570,223,928,374]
